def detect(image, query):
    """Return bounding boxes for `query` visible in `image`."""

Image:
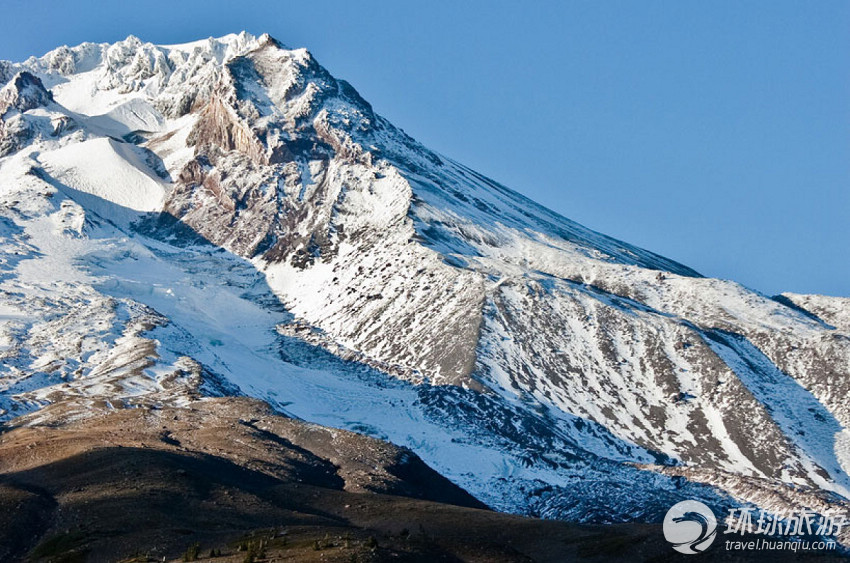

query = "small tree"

[182,542,200,562]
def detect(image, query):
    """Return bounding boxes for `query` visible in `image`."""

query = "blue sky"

[2,1,848,296]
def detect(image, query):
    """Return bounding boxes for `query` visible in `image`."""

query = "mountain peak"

[1,33,849,548]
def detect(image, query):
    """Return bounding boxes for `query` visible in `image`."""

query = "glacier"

[0,32,848,547]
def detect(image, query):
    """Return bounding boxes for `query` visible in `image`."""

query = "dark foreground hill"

[0,397,842,563]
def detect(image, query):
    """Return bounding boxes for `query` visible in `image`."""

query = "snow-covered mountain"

[1,32,849,544]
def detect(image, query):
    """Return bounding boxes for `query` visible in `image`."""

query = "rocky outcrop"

[187,94,270,164]
[2,32,850,548]
[0,72,52,156]
[0,60,12,86]
[0,72,51,116]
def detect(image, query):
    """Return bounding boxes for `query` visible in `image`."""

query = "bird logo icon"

[663,500,718,554]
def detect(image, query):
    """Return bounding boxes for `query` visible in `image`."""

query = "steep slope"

[0,32,849,551]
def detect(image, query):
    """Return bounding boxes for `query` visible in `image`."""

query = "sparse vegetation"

[242,538,266,563]
[29,531,89,561]
[182,541,200,561]
[117,551,153,563]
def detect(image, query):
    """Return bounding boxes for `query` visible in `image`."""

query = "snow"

[82,98,166,137]
[160,31,263,62]
[837,430,850,480]
[38,137,167,216]
[50,65,127,115]
[1,31,849,540]
[143,114,196,174]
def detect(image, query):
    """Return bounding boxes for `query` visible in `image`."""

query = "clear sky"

[2,1,848,296]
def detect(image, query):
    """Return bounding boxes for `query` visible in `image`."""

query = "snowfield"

[1,32,849,547]
[40,137,167,214]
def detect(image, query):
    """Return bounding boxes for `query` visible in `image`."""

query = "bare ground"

[0,397,843,563]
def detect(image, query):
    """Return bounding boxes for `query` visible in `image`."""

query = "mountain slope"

[1,32,849,549]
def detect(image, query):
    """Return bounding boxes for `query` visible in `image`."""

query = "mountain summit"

[1,32,849,549]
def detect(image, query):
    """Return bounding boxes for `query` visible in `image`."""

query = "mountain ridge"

[1,31,849,552]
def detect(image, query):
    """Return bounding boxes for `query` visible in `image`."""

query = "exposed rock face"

[0,32,849,551]
[0,72,53,156]
[0,61,13,89]
[0,72,51,116]
[188,94,271,165]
